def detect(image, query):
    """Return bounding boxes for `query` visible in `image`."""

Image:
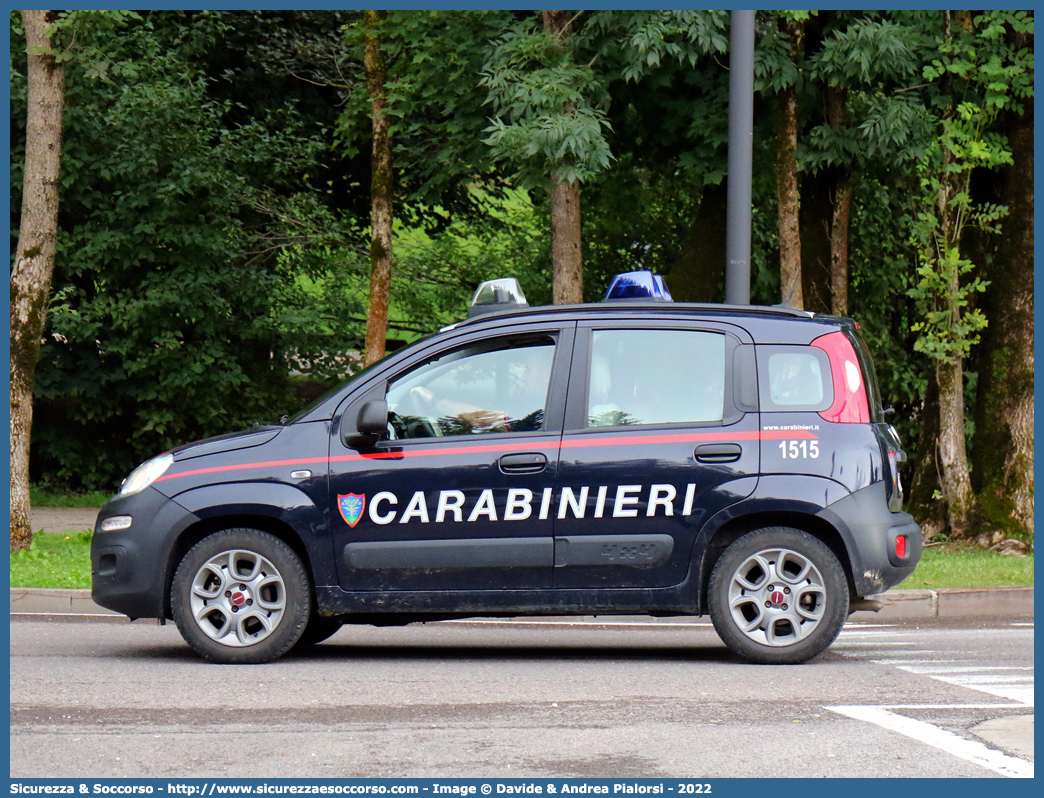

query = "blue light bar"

[603,270,674,302]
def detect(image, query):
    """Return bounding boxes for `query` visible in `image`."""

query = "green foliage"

[908,240,991,364]
[482,16,614,188]
[10,532,94,589]
[30,484,111,507]
[845,173,928,451]
[908,12,1021,366]
[908,542,1034,589]
[803,17,933,172]
[583,10,728,83]
[339,10,516,217]
[25,10,141,72]
[393,188,553,317]
[14,13,343,490]
[11,7,1035,533]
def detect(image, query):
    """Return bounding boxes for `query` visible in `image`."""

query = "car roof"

[293,301,852,423]
[450,300,818,330]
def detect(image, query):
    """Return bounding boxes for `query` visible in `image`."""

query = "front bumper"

[816,481,922,596]
[91,487,200,619]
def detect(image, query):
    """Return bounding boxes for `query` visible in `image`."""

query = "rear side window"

[587,329,725,427]
[757,346,833,412]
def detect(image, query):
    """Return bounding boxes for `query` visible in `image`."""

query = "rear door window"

[586,329,725,427]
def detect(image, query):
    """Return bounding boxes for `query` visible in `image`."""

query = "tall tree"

[970,18,1034,538]
[805,16,924,317]
[362,10,393,365]
[775,14,806,309]
[543,10,583,304]
[11,10,66,550]
[825,85,852,317]
[909,11,1020,535]
[482,11,612,304]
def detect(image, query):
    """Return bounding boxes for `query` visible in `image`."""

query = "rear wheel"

[708,527,848,664]
[171,528,311,664]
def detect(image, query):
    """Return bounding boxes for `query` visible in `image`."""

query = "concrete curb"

[9,587,120,615]
[852,585,1034,620]
[9,585,1034,619]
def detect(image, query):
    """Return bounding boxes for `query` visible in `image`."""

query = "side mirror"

[356,399,389,436]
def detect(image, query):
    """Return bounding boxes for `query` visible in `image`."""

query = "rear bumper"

[816,481,922,596]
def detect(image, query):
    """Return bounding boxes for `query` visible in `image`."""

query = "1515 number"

[778,439,819,459]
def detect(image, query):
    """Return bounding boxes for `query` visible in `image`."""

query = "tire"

[294,614,343,648]
[171,528,311,664]
[708,527,848,664]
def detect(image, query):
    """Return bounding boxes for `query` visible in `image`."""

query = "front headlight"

[119,453,174,497]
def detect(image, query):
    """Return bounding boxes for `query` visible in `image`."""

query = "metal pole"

[725,10,755,305]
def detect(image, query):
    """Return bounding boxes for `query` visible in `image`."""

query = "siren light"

[603,270,673,302]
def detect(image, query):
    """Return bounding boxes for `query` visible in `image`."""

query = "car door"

[329,322,574,592]
[552,319,760,589]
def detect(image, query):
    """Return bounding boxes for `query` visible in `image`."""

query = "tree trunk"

[11,10,66,551]
[363,10,393,367]
[830,175,852,317]
[797,168,834,315]
[544,9,583,305]
[970,44,1034,538]
[776,17,804,310]
[667,181,728,303]
[827,85,852,317]
[549,177,583,304]
[926,135,977,537]
[937,355,973,536]
[907,369,946,540]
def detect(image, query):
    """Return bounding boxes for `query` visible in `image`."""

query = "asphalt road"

[9,615,1033,779]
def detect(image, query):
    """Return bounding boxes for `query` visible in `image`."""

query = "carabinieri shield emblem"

[338,494,365,527]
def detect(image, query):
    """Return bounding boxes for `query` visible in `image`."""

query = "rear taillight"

[812,331,870,424]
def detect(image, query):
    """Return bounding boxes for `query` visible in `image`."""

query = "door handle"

[694,443,742,463]
[499,453,548,474]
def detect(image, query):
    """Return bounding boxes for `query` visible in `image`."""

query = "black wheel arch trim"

[691,474,867,610]
[166,482,332,610]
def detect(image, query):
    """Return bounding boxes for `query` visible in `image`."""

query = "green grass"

[10,531,94,589]
[900,542,1034,589]
[30,485,111,507]
[9,533,1034,592]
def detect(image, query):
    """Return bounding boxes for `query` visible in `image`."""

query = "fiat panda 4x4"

[92,271,921,664]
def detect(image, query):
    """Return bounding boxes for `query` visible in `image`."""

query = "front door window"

[386,337,556,439]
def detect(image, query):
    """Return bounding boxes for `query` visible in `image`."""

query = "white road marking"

[944,674,1035,684]
[873,658,974,665]
[835,625,1035,772]
[924,681,1034,705]
[10,612,118,619]
[839,622,897,630]
[899,665,1034,674]
[827,704,1033,778]
[837,630,913,638]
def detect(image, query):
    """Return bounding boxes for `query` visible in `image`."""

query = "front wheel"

[708,527,848,664]
[171,528,311,664]
[294,614,343,648]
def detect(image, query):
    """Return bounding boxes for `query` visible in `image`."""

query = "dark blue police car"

[92,271,921,664]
